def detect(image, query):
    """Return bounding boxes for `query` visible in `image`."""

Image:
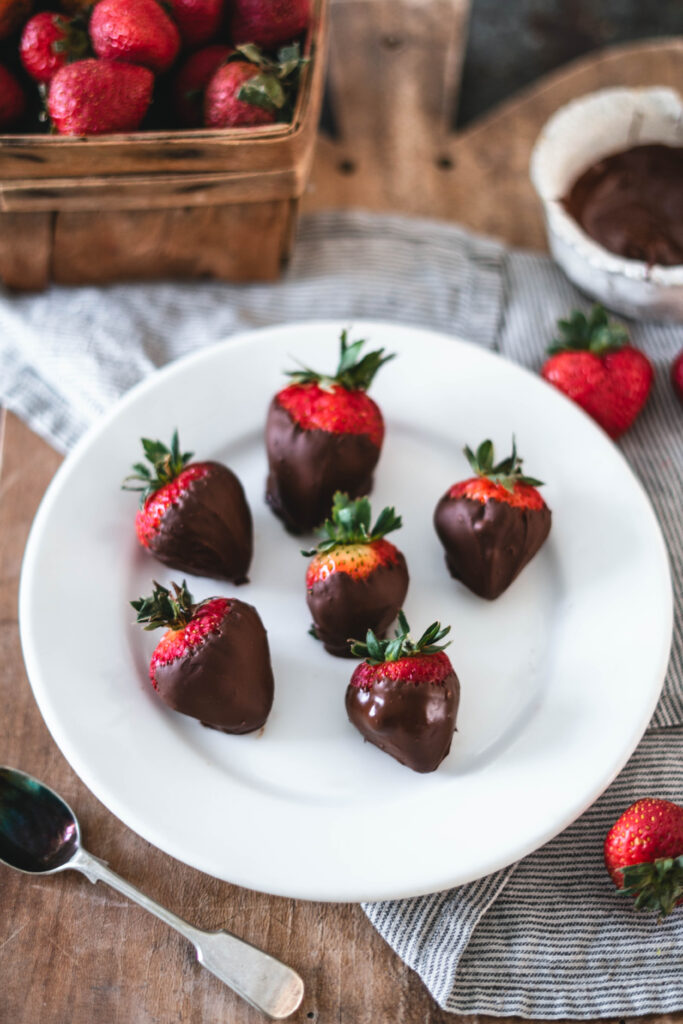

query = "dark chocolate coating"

[346,671,460,773]
[434,493,551,600]
[307,556,410,658]
[563,144,683,266]
[265,399,381,534]
[149,462,252,583]
[153,598,274,734]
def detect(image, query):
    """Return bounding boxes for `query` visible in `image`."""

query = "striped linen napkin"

[0,211,681,1017]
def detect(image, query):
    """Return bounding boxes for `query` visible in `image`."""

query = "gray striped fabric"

[0,210,680,1017]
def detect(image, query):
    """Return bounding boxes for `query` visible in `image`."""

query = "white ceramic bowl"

[530,86,683,322]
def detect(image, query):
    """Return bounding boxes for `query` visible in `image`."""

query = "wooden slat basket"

[0,0,328,290]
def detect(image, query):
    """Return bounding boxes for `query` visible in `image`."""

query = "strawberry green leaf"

[547,304,630,356]
[131,580,195,631]
[285,329,395,392]
[350,612,451,664]
[303,492,402,558]
[238,74,286,113]
[122,430,194,506]
[464,436,544,491]
[618,855,683,918]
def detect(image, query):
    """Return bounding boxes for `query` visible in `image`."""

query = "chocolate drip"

[346,671,460,773]
[307,557,409,658]
[153,599,274,734]
[563,144,683,267]
[265,399,381,534]
[434,494,551,600]
[149,462,252,583]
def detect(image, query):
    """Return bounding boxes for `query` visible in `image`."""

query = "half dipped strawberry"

[346,614,459,773]
[132,580,274,734]
[123,431,253,584]
[303,492,409,658]
[265,330,394,534]
[434,438,551,600]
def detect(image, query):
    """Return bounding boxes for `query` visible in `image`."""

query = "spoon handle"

[70,847,304,1020]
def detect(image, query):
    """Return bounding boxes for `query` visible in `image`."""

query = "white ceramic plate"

[19,321,672,902]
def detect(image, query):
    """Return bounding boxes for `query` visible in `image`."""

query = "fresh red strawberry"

[672,349,683,404]
[173,45,230,127]
[48,59,153,135]
[123,430,253,583]
[303,492,409,658]
[20,12,89,84]
[541,305,653,439]
[266,329,394,534]
[132,581,274,734]
[0,0,33,40]
[167,0,224,49]
[434,438,551,600]
[0,63,26,129]
[231,0,310,50]
[204,59,276,127]
[90,0,180,73]
[346,614,459,773]
[604,798,683,917]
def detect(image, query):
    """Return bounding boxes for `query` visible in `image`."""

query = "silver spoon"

[0,766,304,1020]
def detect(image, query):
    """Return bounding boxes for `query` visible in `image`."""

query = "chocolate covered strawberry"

[20,11,89,83]
[266,330,394,534]
[204,44,307,128]
[231,0,310,50]
[90,0,180,74]
[48,59,153,135]
[303,492,409,658]
[132,581,274,734]
[346,614,459,773]
[0,64,26,129]
[123,430,252,583]
[541,305,653,439]
[605,798,683,917]
[434,438,551,600]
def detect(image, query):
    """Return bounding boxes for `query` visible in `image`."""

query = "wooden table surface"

[1,23,682,1024]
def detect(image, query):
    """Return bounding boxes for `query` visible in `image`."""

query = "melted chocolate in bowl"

[563,144,683,267]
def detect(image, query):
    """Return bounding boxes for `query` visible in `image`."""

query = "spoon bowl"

[0,766,80,874]
[0,766,304,1019]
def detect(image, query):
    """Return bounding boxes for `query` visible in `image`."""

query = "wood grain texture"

[306,36,683,250]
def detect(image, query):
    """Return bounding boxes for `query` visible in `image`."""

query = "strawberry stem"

[131,580,195,631]
[547,304,630,356]
[464,437,543,494]
[301,492,402,556]
[350,612,451,664]
[285,329,395,392]
[122,429,194,506]
[618,856,683,918]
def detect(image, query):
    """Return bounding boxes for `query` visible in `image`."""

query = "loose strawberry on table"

[265,330,394,534]
[0,63,26,129]
[89,0,180,74]
[48,59,153,135]
[20,11,89,84]
[303,492,409,658]
[672,349,683,404]
[434,438,551,600]
[604,798,683,917]
[123,430,253,584]
[132,580,274,734]
[541,304,653,439]
[346,613,459,773]
[231,0,310,50]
